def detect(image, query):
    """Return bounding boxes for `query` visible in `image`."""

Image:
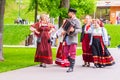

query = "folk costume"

[30,21,54,66]
[52,27,70,67]
[89,24,115,68]
[55,41,70,67]
[63,8,81,72]
[80,24,93,67]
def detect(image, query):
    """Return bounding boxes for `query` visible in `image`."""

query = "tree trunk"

[59,0,69,27]
[34,0,38,23]
[0,0,5,61]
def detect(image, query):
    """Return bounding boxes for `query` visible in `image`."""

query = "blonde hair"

[40,14,46,20]
[84,15,92,24]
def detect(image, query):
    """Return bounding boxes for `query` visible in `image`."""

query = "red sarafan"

[55,42,70,67]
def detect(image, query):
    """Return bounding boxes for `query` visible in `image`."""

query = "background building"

[96,0,120,24]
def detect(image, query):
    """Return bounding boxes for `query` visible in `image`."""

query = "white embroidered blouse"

[88,25,109,46]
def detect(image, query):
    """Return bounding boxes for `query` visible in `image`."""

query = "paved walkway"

[0,48,120,80]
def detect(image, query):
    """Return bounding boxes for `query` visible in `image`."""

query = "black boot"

[66,58,75,73]
[67,56,70,62]
[93,63,99,68]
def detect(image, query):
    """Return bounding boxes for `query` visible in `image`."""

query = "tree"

[59,0,69,27]
[34,0,38,23]
[28,0,38,23]
[70,0,96,17]
[28,0,62,23]
[0,0,6,61]
[28,0,96,26]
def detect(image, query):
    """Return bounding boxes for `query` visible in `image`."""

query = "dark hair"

[68,8,77,14]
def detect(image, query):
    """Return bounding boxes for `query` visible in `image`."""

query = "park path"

[0,48,120,80]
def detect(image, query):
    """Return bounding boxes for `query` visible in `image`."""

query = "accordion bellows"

[62,19,74,32]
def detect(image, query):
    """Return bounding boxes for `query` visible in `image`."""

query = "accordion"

[62,19,74,32]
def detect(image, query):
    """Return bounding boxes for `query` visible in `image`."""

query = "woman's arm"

[48,23,55,34]
[102,27,109,46]
[30,22,40,34]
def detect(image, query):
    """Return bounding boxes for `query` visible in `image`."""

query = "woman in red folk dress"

[80,15,93,67]
[30,14,55,68]
[56,20,70,67]
[52,19,70,67]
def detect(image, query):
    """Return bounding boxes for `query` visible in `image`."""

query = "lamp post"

[94,2,97,19]
[16,0,22,18]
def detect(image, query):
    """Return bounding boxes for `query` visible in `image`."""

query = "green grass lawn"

[0,47,36,73]
[105,24,120,47]
[3,24,30,45]
[0,47,82,73]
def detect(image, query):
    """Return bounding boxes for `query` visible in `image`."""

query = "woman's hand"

[30,27,36,32]
[69,27,75,32]
[34,30,40,34]
[62,42,66,46]
[61,30,66,36]
[30,27,40,34]
[48,30,52,34]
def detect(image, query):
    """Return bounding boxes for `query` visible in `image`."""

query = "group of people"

[30,8,115,73]
[81,15,115,68]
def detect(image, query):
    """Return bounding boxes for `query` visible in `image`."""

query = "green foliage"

[0,47,82,73]
[28,0,61,18]
[4,0,34,24]
[70,0,96,18]
[58,8,68,18]
[28,0,96,18]
[27,0,37,11]
[3,24,30,45]
[4,0,96,24]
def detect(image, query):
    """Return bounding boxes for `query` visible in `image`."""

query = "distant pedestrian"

[116,13,120,24]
